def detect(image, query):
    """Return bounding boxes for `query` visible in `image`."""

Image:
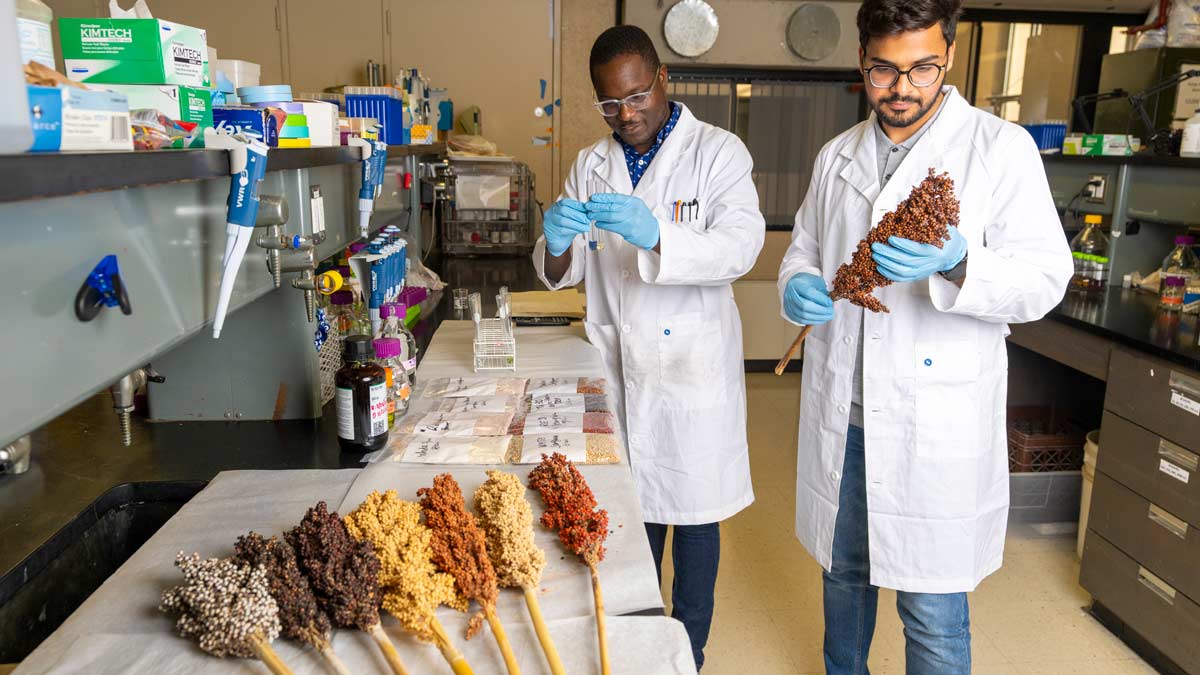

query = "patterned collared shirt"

[615,102,681,188]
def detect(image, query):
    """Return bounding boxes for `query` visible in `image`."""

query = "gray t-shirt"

[850,93,947,428]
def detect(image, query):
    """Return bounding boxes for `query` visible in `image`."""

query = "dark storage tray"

[0,480,205,663]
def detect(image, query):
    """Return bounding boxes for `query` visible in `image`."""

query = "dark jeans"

[824,425,972,675]
[645,521,721,670]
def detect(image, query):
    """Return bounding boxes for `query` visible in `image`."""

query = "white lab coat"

[777,88,1073,593]
[534,104,765,525]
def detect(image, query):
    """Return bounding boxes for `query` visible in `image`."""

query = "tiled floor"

[655,373,1157,675]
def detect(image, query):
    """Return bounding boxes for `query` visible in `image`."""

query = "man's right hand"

[544,198,591,257]
[784,273,835,325]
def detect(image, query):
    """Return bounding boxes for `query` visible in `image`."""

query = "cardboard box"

[1063,134,1141,156]
[59,18,210,88]
[61,87,133,151]
[104,84,211,147]
[212,106,281,146]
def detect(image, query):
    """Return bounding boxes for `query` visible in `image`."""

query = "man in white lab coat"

[533,25,765,669]
[777,0,1073,672]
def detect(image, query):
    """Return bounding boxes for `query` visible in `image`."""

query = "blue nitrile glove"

[585,193,660,250]
[543,198,591,257]
[870,228,968,283]
[784,273,835,325]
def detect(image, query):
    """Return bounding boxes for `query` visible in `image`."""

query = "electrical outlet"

[1085,174,1107,202]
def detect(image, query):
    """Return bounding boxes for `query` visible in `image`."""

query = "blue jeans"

[645,522,720,670]
[824,425,972,675]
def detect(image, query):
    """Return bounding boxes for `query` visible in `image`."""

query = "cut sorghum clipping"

[528,452,609,567]
[160,551,281,658]
[233,532,330,649]
[832,168,961,313]
[285,500,382,631]
[473,470,547,590]
[344,490,466,642]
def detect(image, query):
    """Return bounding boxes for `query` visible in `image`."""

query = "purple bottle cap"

[330,290,353,305]
[395,301,408,315]
[1165,276,1186,287]
[349,242,368,254]
[1176,236,1195,245]
[373,337,400,358]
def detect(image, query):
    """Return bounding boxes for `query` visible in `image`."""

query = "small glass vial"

[373,337,412,424]
[1161,275,1187,312]
[335,336,389,453]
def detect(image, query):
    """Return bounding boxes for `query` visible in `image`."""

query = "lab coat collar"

[838,86,969,205]
[591,103,699,196]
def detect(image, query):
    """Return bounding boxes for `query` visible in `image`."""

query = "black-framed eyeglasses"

[593,85,656,117]
[863,63,947,89]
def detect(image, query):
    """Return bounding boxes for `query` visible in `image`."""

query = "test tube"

[469,292,482,325]
[586,177,604,252]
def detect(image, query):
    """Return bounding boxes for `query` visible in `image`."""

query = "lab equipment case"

[439,156,537,256]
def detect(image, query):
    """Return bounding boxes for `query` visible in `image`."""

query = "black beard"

[873,93,939,128]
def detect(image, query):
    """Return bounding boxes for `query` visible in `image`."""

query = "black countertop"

[0,142,446,204]
[1041,153,1200,170]
[1050,286,1200,371]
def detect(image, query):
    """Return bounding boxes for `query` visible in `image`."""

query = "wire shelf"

[318,322,343,405]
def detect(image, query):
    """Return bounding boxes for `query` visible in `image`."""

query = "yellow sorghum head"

[473,470,546,589]
[344,490,467,641]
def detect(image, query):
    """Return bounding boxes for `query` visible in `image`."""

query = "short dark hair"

[856,0,963,51]
[590,25,661,75]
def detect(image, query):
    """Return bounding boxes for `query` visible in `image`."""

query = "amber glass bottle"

[335,335,389,453]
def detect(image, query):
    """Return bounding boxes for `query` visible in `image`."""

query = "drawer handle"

[1137,566,1177,605]
[1170,370,1200,400]
[1148,504,1189,540]
[1159,439,1199,473]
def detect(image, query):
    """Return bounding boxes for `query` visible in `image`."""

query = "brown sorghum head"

[233,532,330,648]
[418,474,499,618]
[285,501,382,631]
[528,453,609,567]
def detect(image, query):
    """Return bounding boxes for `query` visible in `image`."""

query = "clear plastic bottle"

[1069,214,1111,294]
[1160,235,1199,312]
[382,302,419,387]
[16,0,55,70]
[373,337,411,423]
[327,290,356,338]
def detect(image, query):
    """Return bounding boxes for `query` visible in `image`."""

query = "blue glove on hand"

[870,228,968,283]
[543,198,591,257]
[784,273,834,325]
[585,193,660,250]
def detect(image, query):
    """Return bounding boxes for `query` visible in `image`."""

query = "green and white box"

[59,18,210,88]
[104,84,213,147]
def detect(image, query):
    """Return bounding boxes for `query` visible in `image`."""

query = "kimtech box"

[58,18,210,88]
[103,84,212,147]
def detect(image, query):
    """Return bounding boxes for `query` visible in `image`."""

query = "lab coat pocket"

[914,341,982,459]
[657,312,725,409]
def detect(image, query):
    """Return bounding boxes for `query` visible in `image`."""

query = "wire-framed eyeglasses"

[863,63,947,89]
[593,86,655,117]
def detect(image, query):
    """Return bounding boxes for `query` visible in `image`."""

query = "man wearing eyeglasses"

[777,0,1072,673]
[532,24,765,670]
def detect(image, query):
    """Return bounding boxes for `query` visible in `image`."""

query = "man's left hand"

[871,228,967,283]
[586,193,660,251]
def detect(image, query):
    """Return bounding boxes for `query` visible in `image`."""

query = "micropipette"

[211,134,270,339]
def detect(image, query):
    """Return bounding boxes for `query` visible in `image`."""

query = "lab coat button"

[838,405,847,414]
[843,336,852,344]
[622,324,632,334]
[621,270,631,280]
[830,471,841,482]
[924,358,933,367]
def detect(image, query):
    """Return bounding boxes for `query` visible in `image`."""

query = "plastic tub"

[216,59,261,90]
[237,84,292,104]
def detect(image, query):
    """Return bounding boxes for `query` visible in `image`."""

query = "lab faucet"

[258,187,331,322]
[109,364,164,447]
[0,435,31,475]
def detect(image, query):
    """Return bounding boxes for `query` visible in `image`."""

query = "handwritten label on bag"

[1170,391,1200,416]
[1159,459,1191,484]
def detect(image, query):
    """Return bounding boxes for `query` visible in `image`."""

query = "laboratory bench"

[1010,289,1200,675]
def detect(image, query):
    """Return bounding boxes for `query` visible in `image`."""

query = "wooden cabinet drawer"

[1097,412,1200,527]
[1080,532,1200,673]
[1089,472,1200,602]
[1105,347,1200,447]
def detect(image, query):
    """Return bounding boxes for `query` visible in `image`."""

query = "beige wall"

[556,0,616,200]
